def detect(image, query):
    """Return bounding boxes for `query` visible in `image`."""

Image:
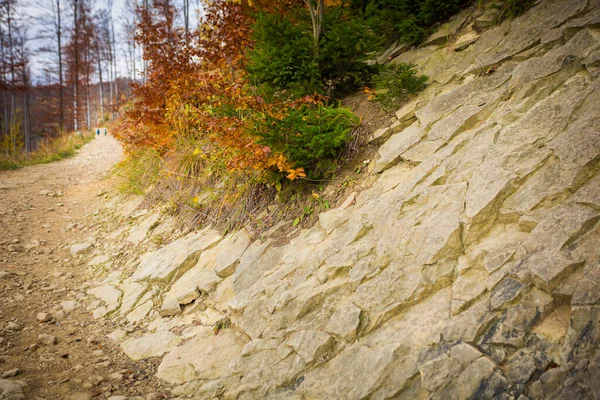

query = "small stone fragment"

[6,322,21,331]
[1,368,20,378]
[36,312,52,322]
[107,329,127,342]
[61,300,79,313]
[324,303,362,342]
[67,393,91,400]
[38,334,58,345]
[107,372,123,382]
[70,242,93,256]
[0,378,29,399]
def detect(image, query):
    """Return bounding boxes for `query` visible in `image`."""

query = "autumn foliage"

[114,0,315,181]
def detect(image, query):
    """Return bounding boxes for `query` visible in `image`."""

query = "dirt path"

[0,136,166,399]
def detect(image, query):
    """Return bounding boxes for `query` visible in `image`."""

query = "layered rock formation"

[85,0,600,398]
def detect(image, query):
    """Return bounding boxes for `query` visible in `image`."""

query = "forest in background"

[0,0,153,164]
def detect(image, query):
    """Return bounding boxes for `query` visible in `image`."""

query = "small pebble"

[38,334,58,345]
[1,368,19,378]
[6,322,21,331]
[107,372,123,382]
[37,312,52,322]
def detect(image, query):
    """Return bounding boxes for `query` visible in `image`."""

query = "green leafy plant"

[371,63,428,110]
[213,318,231,335]
[247,6,381,98]
[247,11,320,97]
[491,0,535,22]
[251,104,359,178]
[349,0,471,46]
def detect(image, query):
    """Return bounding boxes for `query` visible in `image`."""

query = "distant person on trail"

[104,128,107,136]
[96,128,100,136]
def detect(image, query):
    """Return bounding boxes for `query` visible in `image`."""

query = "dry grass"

[0,132,95,171]
[113,92,398,240]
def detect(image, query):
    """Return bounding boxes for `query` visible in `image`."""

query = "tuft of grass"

[0,132,95,171]
[113,148,163,195]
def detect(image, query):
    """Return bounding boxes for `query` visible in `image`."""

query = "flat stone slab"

[121,331,182,361]
[156,328,244,384]
[130,228,221,282]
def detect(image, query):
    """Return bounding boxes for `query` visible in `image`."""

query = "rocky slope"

[46,0,600,398]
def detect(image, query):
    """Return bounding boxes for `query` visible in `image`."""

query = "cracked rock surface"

[2,0,600,399]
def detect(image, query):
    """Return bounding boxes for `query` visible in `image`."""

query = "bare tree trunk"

[21,44,31,156]
[7,0,18,155]
[304,0,324,56]
[73,0,80,132]
[0,27,8,144]
[86,61,90,130]
[23,88,30,156]
[108,41,113,115]
[183,0,189,37]
[108,0,118,115]
[132,41,136,82]
[97,57,104,122]
[143,0,148,85]
[112,23,118,112]
[53,0,64,133]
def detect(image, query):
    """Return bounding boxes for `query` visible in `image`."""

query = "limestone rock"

[121,331,182,361]
[60,300,79,313]
[324,302,361,342]
[215,229,250,278]
[0,370,19,379]
[38,334,58,345]
[127,300,153,323]
[5,322,20,331]
[70,242,92,255]
[67,393,91,400]
[287,330,334,364]
[373,122,424,173]
[421,8,473,47]
[419,354,462,392]
[490,278,525,310]
[107,329,127,342]
[156,328,244,384]
[119,282,146,316]
[88,284,122,311]
[0,379,29,400]
[130,228,221,281]
[126,213,159,244]
[36,312,52,322]
[369,126,392,145]
[435,357,502,399]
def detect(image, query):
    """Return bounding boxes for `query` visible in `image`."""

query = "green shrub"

[251,105,359,177]
[491,0,536,22]
[350,0,471,45]
[372,63,428,110]
[247,12,320,96]
[317,7,381,96]
[247,7,380,97]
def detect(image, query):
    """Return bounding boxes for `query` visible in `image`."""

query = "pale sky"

[17,0,155,84]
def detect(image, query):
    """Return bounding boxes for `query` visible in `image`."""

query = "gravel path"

[0,136,167,399]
